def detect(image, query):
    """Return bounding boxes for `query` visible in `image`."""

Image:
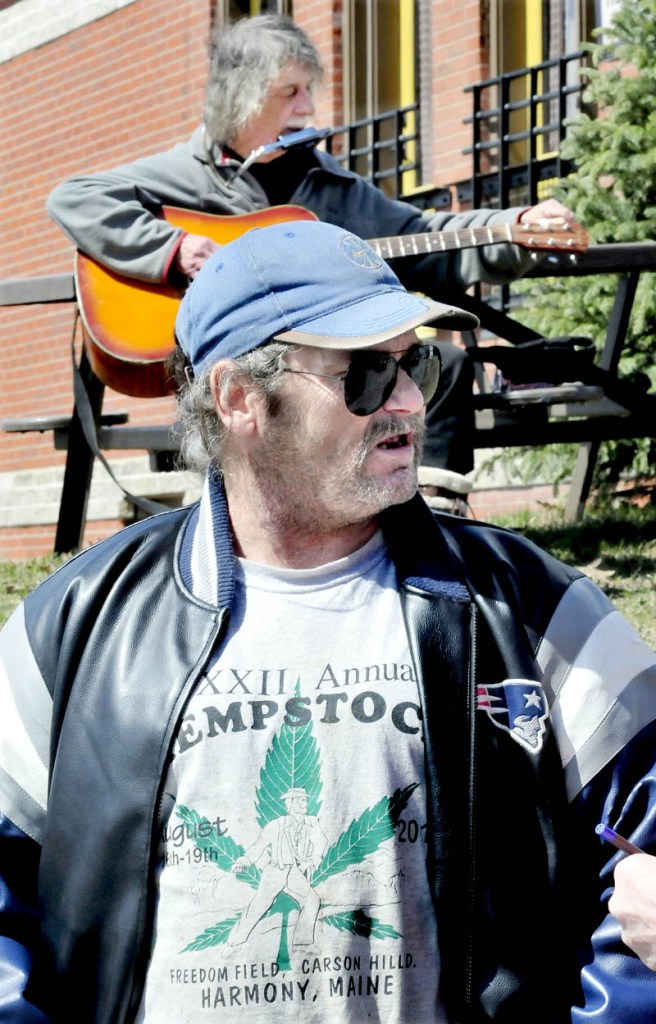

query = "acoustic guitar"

[74,205,588,398]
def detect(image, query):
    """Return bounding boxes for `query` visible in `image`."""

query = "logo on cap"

[340,235,383,270]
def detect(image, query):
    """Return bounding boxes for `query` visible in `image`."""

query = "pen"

[595,823,645,856]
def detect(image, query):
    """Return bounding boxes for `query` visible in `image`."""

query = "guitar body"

[75,205,318,398]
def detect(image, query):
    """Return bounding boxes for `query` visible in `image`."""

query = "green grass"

[1,503,656,645]
[0,554,70,628]
[494,502,656,648]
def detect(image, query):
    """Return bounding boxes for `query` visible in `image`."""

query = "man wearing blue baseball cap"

[2,221,656,1024]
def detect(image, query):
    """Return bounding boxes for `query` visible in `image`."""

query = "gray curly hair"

[203,14,324,147]
[172,341,292,475]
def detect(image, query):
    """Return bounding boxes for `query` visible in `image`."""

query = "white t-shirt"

[137,532,444,1022]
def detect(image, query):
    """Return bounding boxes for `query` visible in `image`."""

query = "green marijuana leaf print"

[311,784,418,887]
[182,917,239,952]
[175,805,260,887]
[255,680,322,826]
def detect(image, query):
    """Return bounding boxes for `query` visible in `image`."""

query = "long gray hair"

[171,341,292,476]
[203,14,323,147]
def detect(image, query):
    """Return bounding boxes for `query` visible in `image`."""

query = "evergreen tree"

[514,0,656,488]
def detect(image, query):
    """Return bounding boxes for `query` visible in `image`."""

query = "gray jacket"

[47,126,534,294]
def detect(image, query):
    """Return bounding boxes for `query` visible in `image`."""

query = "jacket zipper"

[152,606,231,847]
[465,602,478,1014]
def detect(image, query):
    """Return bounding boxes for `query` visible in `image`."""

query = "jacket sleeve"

[535,574,656,1019]
[46,137,215,283]
[0,607,52,1022]
[570,724,656,1022]
[0,816,50,1023]
[48,133,535,290]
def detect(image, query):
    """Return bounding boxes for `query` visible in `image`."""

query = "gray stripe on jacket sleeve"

[564,663,656,799]
[536,578,656,800]
[536,575,615,700]
[0,604,50,837]
[0,762,45,843]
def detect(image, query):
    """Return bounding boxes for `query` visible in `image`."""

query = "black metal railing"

[324,104,424,203]
[322,53,588,213]
[460,50,588,209]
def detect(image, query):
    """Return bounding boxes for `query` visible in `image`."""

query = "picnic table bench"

[457,240,656,518]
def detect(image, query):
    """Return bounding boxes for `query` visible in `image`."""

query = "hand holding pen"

[597,823,656,972]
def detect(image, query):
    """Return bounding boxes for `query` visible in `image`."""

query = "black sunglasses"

[282,343,442,416]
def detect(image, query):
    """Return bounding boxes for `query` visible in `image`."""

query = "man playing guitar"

[47,13,575,512]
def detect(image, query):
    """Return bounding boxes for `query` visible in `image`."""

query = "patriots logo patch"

[476,679,549,755]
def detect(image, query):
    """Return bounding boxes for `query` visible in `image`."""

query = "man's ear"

[210,361,263,436]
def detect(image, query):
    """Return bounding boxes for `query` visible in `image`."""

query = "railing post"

[395,107,404,198]
[557,56,568,181]
[499,73,510,208]
[471,83,483,208]
[54,348,105,553]
[528,65,539,204]
[371,115,380,187]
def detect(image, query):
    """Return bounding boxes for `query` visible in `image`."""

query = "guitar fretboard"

[367,223,586,260]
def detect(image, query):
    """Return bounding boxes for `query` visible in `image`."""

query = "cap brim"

[274,288,478,349]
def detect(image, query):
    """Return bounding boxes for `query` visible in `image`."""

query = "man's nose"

[295,87,315,117]
[382,366,425,416]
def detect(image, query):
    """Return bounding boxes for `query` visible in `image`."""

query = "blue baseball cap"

[175,220,479,375]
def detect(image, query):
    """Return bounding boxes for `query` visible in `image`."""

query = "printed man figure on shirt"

[230,788,327,947]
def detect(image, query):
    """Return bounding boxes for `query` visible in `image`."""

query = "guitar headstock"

[511,220,589,253]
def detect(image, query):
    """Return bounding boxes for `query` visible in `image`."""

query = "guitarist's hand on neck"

[519,198,574,230]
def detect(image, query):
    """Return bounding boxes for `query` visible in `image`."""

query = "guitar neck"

[368,224,516,260]
[367,221,587,259]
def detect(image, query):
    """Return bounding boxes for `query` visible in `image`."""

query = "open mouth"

[378,433,411,450]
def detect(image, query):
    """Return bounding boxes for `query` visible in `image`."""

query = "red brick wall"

[0,2,346,487]
[295,0,343,133]
[0,0,358,469]
[0,0,211,555]
[430,0,488,191]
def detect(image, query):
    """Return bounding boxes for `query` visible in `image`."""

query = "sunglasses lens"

[343,345,442,415]
[402,345,442,403]
[343,352,397,416]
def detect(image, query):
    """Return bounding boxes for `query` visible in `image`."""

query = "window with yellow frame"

[490,0,597,180]
[343,0,419,197]
[217,0,291,19]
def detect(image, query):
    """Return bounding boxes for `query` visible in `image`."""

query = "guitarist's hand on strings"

[175,233,220,279]
[519,198,575,230]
